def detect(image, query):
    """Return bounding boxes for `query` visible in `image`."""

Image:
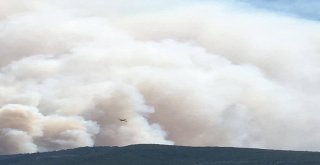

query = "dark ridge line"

[1,144,319,157]
[1,144,320,165]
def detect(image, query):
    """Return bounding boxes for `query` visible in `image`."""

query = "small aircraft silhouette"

[119,118,127,122]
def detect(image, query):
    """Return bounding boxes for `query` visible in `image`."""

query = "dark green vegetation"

[1,144,320,165]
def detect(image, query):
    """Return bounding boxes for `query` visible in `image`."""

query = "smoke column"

[1,0,320,154]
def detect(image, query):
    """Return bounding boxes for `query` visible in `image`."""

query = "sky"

[0,0,320,154]
[242,0,320,20]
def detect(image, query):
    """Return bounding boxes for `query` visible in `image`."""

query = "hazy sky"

[0,0,320,154]
[242,0,320,20]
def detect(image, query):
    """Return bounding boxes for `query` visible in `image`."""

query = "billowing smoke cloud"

[1,0,320,154]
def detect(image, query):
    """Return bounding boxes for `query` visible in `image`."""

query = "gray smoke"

[1,0,320,154]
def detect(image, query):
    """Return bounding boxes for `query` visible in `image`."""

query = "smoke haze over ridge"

[1,0,320,154]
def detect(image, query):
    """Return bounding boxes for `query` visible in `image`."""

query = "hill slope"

[1,144,320,165]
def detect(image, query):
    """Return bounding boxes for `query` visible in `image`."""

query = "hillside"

[0,144,320,165]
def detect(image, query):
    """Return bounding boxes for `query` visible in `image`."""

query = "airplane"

[119,118,127,122]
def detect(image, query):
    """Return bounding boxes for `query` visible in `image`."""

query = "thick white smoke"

[1,0,320,154]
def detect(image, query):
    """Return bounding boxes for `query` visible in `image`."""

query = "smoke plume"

[1,0,320,154]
